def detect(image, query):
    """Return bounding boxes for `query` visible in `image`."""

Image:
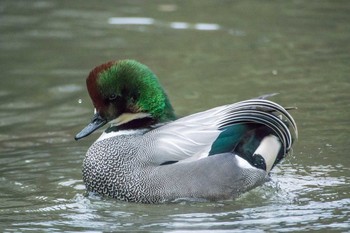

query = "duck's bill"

[75,112,107,140]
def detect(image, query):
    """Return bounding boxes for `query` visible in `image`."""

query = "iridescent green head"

[75,60,175,140]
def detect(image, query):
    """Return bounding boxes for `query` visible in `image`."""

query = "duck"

[75,59,298,203]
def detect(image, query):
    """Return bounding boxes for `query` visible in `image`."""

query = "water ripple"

[108,17,243,34]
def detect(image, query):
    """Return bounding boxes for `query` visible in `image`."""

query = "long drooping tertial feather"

[216,99,298,153]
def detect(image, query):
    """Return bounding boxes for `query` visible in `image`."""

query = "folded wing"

[143,98,298,167]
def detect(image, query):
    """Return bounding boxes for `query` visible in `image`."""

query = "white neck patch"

[96,129,147,142]
[110,112,151,126]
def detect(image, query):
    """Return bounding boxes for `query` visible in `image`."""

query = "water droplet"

[78,99,82,104]
[272,70,278,75]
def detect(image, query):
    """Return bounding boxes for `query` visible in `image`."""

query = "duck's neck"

[160,99,176,121]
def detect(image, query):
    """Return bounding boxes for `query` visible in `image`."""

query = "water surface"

[0,1,349,232]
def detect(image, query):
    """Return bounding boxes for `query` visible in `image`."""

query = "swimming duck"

[75,59,298,203]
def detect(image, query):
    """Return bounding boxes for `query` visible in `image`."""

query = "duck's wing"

[143,98,297,167]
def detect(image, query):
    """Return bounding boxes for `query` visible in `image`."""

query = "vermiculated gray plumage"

[83,136,268,203]
[82,99,297,203]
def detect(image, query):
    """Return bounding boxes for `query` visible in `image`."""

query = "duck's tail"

[210,96,298,172]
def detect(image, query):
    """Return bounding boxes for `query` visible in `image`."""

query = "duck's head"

[75,60,175,140]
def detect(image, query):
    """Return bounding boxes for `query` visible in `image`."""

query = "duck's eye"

[109,94,117,101]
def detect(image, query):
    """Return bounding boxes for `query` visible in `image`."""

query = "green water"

[0,1,349,232]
